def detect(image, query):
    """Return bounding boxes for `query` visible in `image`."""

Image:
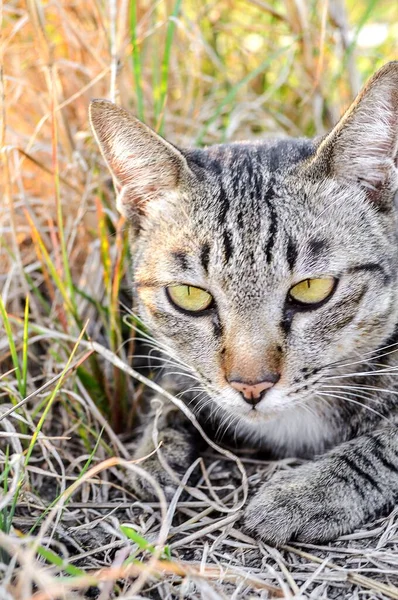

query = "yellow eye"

[289,277,335,305]
[167,285,213,312]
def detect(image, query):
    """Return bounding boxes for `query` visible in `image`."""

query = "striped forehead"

[192,160,288,284]
[189,141,314,252]
[167,141,346,289]
[188,192,331,296]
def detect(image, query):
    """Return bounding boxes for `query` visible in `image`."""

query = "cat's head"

[90,62,398,441]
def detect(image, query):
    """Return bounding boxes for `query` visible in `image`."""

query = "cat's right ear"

[307,61,398,206]
[89,100,191,221]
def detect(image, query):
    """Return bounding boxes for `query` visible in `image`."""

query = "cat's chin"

[240,408,277,423]
[220,400,337,457]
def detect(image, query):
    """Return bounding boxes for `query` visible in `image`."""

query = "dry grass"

[1,0,398,598]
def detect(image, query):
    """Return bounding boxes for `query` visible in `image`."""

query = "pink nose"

[229,374,280,406]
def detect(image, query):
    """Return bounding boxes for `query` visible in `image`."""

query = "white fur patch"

[239,405,335,457]
[213,386,336,458]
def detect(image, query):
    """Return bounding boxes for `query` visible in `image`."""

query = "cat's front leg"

[244,426,398,545]
[131,399,202,501]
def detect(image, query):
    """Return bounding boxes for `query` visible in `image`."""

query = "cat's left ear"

[89,99,192,220]
[308,61,398,204]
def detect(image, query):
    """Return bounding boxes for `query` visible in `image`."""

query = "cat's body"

[90,62,398,545]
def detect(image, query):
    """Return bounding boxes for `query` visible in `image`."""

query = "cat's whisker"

[194,397,214,416]
[314,392,338,416]
[130,336,206,384]
[296,398,320,419]
[148,360,196,376]
[175,386,202,398]
[233,416,244,445]
[123,323,165,352]
[317,391,392,424]
[207,403,225,427]
[129,353,185,369]
[185,391,208,409]
[323,367,398,380]
[215,413,230,438]
[216,410,240,440]
[320,385,376,399]
[177,386,204,397]
[222,410,241,437]
[225,413,242,440]
[361,339,398,356]
[318,345,398,373]
[134,338,192,370]
[319,386,382,405]
[317,340,398,373]
[181,391,211,411]
[121,311,194,370]
[133,346,194,377]
[120,333,188,368]
[324,346,398,370]
[163,370,204,384]
[130,358,194,379]
[320,383,398,397]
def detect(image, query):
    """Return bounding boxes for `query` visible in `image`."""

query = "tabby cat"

[90,62,398,545]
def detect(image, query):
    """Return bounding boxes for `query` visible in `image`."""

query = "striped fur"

[90,62,398,544]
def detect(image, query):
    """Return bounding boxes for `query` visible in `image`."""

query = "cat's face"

[90,62,398,441]
[131,145,398,427]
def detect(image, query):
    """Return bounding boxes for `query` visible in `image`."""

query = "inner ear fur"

[307,61,398,202]
[89,99,192,219]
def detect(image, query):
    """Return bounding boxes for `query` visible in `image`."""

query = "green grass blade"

[130,0,145,121]
[29,427,108,536]
[21,294,29,399]
[51,83,78,316]
[1,447,11,534]
[121,524,156,553]
[76,427,104,481]
[121,524,171,560]
[0,296,22,399]
[0,242,50,313]
[343,0,379,66]
[37,545,86,577]
[24,322,89,467]
[195,43,296,145]
[26,211,80,326]
[157,0,183,134]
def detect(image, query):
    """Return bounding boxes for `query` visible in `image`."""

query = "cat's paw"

[243,461,366,546]
[130,418,199,502]
[130,454,179,502]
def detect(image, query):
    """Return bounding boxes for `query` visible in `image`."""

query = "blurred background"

[1,0,397,432]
